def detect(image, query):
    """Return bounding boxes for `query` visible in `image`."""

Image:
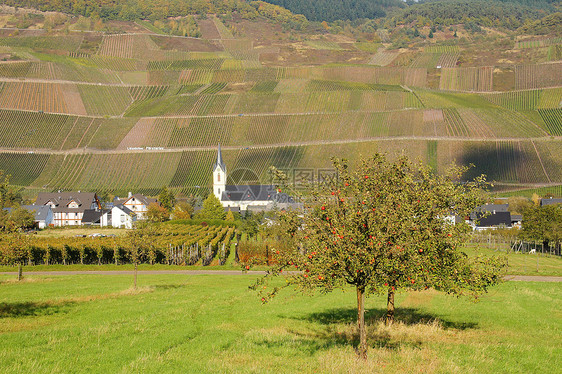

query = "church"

[212,145,295,212]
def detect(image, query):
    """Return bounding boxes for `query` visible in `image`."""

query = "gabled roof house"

[35,192,101,226]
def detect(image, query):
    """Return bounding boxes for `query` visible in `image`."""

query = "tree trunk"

[386,290,395,326]
[17,263,23,281]
[356,285,367,359]
[133,262,138,290]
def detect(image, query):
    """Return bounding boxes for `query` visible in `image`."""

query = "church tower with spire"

[213,144,226,200]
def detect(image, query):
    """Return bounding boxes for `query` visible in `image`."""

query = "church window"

[218,174,220,182]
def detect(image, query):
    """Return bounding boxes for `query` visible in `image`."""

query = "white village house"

[111,204,136,229]
[113,192,157,220]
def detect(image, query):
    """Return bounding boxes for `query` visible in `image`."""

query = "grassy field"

[464,243,562,276]
[33,227,127,238]
[0,273,560,373]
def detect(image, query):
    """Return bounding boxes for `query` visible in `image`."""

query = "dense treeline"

[388,0,548,30]
[259,0,404,22]
[3,0,558,26]
[413,0,559,11]
[0,0,309,30]
[0,0,257,21]
[519,12,562,35]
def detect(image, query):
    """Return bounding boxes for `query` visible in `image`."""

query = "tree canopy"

[259,0,404,22]
[389,0,548,30]
[198,194,226,220]
[520,204,562,247]
[252,154,505,358]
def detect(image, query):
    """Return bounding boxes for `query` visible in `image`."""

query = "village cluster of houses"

[13,147,562,230]
[19,191,156,229]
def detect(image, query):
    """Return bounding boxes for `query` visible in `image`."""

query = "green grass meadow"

[0,273,560,373]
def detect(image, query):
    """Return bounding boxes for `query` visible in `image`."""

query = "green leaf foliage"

[520,204,562,246]
[199,194,226,220]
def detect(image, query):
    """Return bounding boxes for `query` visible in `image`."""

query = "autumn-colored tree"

[172,201,193,220]
[252,154,505,359]
[146,202,169,222]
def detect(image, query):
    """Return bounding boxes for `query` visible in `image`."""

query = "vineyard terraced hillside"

[0,15,560,198]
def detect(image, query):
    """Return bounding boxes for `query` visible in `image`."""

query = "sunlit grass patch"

[0,275,559,373]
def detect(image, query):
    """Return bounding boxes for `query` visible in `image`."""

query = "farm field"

[0,273,560,373]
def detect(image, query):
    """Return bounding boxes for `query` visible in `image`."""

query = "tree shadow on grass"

[304,307,477,330]
[264,307,478,354]
[0,301,76,319]
[152,284,187,290]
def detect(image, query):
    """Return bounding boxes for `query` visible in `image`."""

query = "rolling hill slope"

[0,11,560,198]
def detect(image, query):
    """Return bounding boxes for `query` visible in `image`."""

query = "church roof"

[213,144,226,172]
[221,185,294,203]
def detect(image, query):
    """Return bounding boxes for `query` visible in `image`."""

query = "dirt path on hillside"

[1,270,561,281]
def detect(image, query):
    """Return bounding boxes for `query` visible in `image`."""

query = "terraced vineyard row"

[0,106,554,153]
[368,49,399,66]
[0,59,558,97]
[538,109,562,135]
[515,63,562,90]
[483,88,562,110]
[0,35,83,52]
[0,152,50,185]
[0,82,68,113]
[439,67,493,92]
[410,52,459,69]
[515,37,562,49]
[0,110,140,150]
[78,85,132,116]
[0,60,121,83]
[125,90,423,117]
[2,138,561,195]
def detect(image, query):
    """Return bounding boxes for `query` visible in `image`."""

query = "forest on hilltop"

[3,0,559,24]
[388,0,551,30]
[255,0,404,22]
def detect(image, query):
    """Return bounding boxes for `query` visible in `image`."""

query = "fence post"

[536,247,539,273]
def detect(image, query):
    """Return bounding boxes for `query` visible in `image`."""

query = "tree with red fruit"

[251,154,505,359]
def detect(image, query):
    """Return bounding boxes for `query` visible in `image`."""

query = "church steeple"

[213,144,226,201]
[214,143,226,173]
